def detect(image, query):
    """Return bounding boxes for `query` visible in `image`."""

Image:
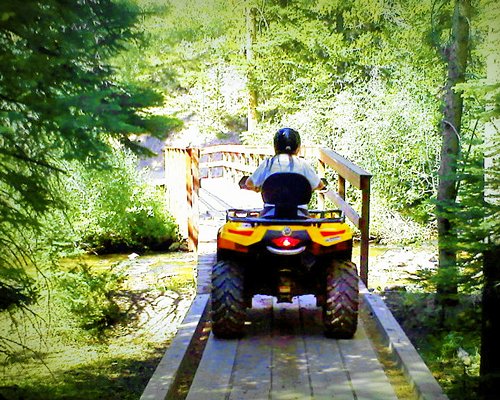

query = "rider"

[244,127,324,192]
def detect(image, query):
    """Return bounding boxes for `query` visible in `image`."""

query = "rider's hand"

[242,177,261,192]
[238,176,249,189]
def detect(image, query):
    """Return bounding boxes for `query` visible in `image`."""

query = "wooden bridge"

[141,145,447,400]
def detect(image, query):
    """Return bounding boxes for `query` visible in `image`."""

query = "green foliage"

[321,79,440,222]
[430,0,500,294]
[117,0,248,141]
[125,0,495,250]
[0,253,195,399]
[143,0,448,242]
[66,147,178,253]
[245,0,443,118]
[242,76,441,238]
[0,0,174,217]
[386,291,482,399]
[55,264,124,332]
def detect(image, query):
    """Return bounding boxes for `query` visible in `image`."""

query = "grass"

[358,242,483,399]
[1,348,163,400]
[0,252,196,400]
[383,291,482,400]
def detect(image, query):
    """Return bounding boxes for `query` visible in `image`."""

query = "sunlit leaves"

[65,148,177,253]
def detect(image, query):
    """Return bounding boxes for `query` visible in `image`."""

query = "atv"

[211,172,359,339]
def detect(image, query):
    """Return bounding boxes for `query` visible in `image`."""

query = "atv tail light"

[320,229,346,237]
[272,236,301,248]
[228,229,253,237]
[217,237,249,253]
[311,239,351,255]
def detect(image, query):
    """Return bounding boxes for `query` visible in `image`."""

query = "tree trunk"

[245,4,258,134]
[436,0,471,305]
[480,6,500,396]
[481,244,500,398]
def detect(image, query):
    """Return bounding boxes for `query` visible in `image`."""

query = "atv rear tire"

[323,259,359,339]
[211,260,246,338]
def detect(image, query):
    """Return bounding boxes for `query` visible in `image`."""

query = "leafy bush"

[65,147,178,253]
[385,291,482,399]
[55,264,124,332]
[310,79,440,221]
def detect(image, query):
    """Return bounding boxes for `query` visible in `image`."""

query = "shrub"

[55,263,124,332]
[65,147,178,253]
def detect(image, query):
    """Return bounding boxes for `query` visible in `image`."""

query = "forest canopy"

[127,0,497,241]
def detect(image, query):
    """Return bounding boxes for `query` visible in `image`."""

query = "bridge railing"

[165,145,372,285]
[164,147,200,252]
[317,148,371,285]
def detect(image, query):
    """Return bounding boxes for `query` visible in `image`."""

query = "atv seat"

[260,173,313,219]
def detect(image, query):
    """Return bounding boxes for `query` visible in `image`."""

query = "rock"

[128,253,140,260]
[384,284,407,292]
[168,242,181,252]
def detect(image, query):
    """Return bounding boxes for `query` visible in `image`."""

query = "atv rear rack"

[226,208,345,226]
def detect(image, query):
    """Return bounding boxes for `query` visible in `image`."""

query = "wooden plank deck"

[186,296,398,400]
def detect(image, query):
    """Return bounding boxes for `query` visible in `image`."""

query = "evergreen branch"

[0,336,54,378]
[0,149,66,174]
[0,93,24,106]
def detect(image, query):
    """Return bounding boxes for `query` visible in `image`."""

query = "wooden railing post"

[187,148,200,252]
[317,147,372,287]
[338,176,346,200]
[165,148,188,240]
[317,159,325,210]
[164,146,200,252]
[360,176,371,286]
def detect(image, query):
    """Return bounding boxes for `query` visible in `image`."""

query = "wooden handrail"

[317,148,371,190]
[316,147,371,285]
[201,145,274,156]
[165,144,372,286]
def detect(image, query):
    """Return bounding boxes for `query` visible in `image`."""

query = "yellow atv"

[211,173,358,338]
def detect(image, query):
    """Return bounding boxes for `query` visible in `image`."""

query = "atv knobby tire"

[211,260,246,338]
[323,259,359,338]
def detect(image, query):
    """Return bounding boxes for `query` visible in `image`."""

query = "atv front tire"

[211,260,246,338]
[323,259,359,339]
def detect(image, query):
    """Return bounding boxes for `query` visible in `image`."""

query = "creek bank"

[0,251,197,400]
[357,242,438,292]
[0,244,439,399]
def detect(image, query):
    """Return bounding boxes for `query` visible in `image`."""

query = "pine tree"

[0,0,180,299]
